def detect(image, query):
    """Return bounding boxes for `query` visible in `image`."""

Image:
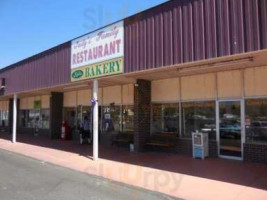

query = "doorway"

[217,100,244,159]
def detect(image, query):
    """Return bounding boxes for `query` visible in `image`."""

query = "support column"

[93,79,99,161]
[12,94,17,143]
[134,79,151,152]
[50,92,63,139]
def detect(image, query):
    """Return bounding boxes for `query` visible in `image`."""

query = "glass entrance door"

[219,101,242,158]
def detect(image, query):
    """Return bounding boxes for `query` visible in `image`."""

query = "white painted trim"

[218,155,243,161]
[93,80,99,161]
[12,94,17,143]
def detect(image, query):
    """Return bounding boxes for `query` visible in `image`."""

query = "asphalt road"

[0,149,180,200]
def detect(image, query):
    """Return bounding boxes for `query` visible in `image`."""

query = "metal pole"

[93,79,99,161]
[12,94,17,143]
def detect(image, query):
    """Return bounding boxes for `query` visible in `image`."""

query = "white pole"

[93,79,99,161]
[12,94,17,143]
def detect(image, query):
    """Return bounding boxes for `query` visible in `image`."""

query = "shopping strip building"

[0,0,267,163]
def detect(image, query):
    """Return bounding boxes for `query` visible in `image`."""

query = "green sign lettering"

[71,57,124,82]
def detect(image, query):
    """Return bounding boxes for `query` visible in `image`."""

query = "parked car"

[246,121,267,141]
[220,122,241,139]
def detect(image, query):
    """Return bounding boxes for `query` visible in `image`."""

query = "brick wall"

[50,92,63,139]
[244,143,267,164]
[134,79,151,152]
[209,140,218,158]
[175,139,192,156]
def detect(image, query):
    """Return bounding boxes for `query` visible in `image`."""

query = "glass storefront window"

[182,101,216,140]
[77,106,92,130]
[219,101,242,157]
[102,106,121,134]
[63,107,77,130]
[151,104,179,135]
[151,104,162,134]
[246,99,267,144]
[122,105,134,133]
[28,109,41,128]
[41,109,50,129]
[77,106,82,130]
[0,111,3,127]
[0,110,8,127]
[19,109,50,129]
[19,110,29,128]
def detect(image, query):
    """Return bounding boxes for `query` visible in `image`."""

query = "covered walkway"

[0,132,267,200]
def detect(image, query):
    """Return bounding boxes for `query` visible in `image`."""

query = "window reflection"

[122,106,134,133]
[246,99,267,144]
[63,107,76,130]
[0,110,8,127]
[151,104,179,135]
[102,106,121,134]
[19,109,50,129]
[219,101,241,157]
[77,106,91,130]
[41,109,50,129]
[182,101,216,140]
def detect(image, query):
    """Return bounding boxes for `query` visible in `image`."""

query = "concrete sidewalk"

[0,133,267,200]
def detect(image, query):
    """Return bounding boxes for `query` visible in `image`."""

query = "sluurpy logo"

[72,70,84,79]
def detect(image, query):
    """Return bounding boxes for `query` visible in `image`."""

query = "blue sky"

[0,0,168,69]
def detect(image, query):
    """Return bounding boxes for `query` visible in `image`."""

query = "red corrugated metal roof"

[1,0,267,95]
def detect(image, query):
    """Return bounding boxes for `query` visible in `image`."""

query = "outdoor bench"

[146,133,176,149]
[112,132,134,147]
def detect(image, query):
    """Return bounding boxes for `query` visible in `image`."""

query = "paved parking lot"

[0,149,179,200]
[0,133,267,200]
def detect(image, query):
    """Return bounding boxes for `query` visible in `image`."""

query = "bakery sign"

[71,21,124,82]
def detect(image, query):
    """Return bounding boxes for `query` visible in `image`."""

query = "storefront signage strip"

[71,57,124,82]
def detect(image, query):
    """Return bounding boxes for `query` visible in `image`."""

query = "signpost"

[70,21,124,161]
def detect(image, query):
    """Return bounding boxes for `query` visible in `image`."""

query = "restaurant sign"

[71,21,124,82]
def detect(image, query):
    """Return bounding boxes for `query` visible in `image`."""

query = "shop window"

[19,109,50,130]
[151,104,179,135]
[19,110,29,128]
[4,111,8,127]
[182,101,216,140]
[0,110,8,127]
[122,105,134,133]
[40,109,50,129]
[77,106,92,130]
[28,109,41,128]
[63,107,77,130]
[246,99,267,144]
[0,111,3,127]
[102,105,121,134]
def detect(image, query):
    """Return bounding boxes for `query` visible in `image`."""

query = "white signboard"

[71,21,124,70]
